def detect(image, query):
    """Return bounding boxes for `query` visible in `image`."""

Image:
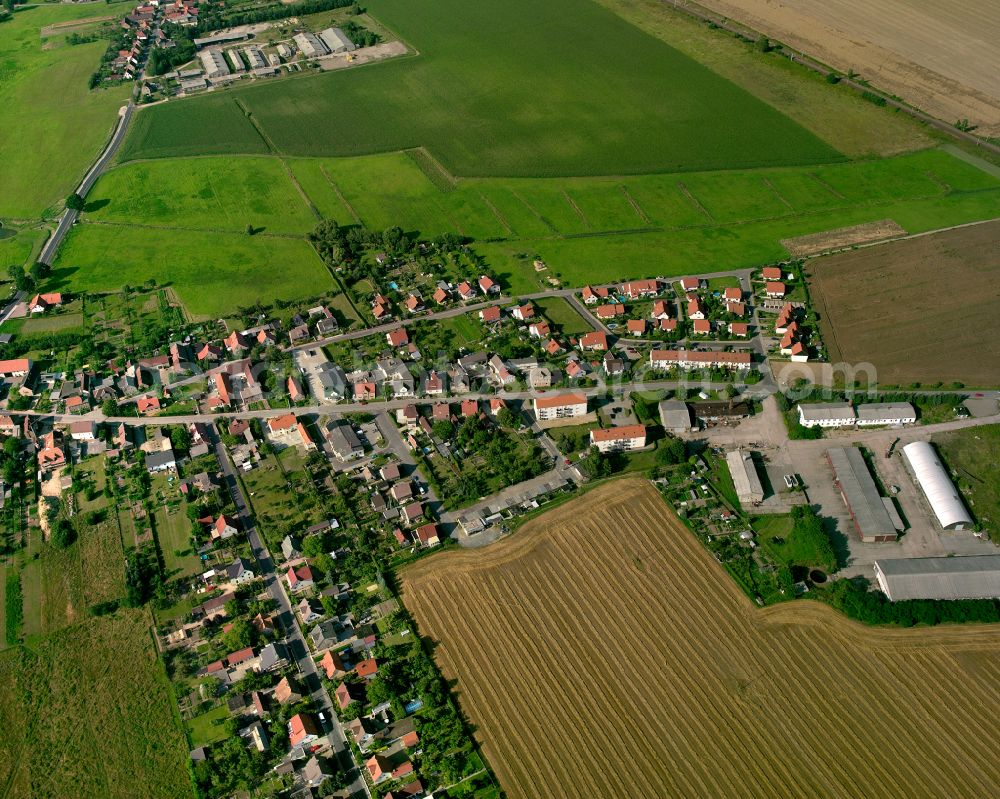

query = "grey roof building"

[856,402,917,426]
[326,420,363,460]
[257,641,289,672]
[294,31,329,58]
[874,555,1000,601]
[826,447,899,542]
[144,450,177,473]
[658,399,693,433]
[726,450,764,505]
[798,402,856,428]
[199,49,230,78]
[319,27,356,54]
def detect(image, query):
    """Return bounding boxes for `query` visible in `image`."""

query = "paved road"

[38,103,135,266]
[212,433,369,798]
[0,291,25,327]
[374,411,443,517]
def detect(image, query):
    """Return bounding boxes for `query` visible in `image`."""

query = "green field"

[0,610,192,799]
[87,157,317,235]
[50,224,335,319]
[0,5,131,219]
[936,425,1000,542]
[119,0,840,173]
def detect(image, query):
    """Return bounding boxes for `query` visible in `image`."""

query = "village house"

[765,281,787,299]
[762,266,783,281]
[692,319,712,336]
[620,279,660,299]
[726,301,746,317]
[211,514,239,541]
[478,275,499,294]
[511,303,535,321]
[650,349,752,370]
[288,713,322,749]
[595,303,625,319]
[386,328,409,348]
[28,293,64,314]
[590,424,647,453]
[626,319,647,336]
[680,277,702,293]
[275,676,303,705]
[533,392,587,421]
[137,395,161,415]
[579,331,608,351]
[581,285,609,304]
[415,523,440,547]
[479,305,501,324]
[687,298,706,320]
[286,564,315,593]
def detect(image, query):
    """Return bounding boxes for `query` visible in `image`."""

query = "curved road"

[38,102,135,266]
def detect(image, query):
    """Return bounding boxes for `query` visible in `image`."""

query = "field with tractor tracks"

[402,478,1000,799]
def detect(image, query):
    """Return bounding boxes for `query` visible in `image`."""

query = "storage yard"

[403,479,1000,799]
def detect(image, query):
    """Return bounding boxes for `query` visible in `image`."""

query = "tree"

[65,193,85,211]
[431,419,454,440]
[754,35,771,53]
[224,618,254,651]
[656,437,686,466]
[497,406,519,429]
[101,398,119,417]
[51,518,76,549]
[29,261,50,283]
[170,425,191,453]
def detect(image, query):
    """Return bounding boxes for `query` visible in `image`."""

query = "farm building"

[225,49,245,72]
[243,46,267,70]
[856,402,916,426]
[294,31,329,58]
[726,450,764,504]
[533,392,587,421]
[901,441,973,530]
[319,27,357,53]
[658,400,693,433]
[874,555,1000,601]
[199,49,230,78]
[590,425,647,453]
[691,401,750,424]
[797,402,856,428]
[826,447,899,542]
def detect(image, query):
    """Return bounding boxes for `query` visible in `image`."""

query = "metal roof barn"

[874,555,1000,601]
[901,441,973,530]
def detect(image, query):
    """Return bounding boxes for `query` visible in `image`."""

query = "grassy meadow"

[0,5,131,219]
[50,224,335,319]
[0,610,192,799]
[119,0,841,174]
[87,157,319,235]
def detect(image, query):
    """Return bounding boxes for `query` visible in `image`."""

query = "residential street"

[212,433,370,798]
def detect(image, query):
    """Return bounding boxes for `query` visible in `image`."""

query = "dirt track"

[403,478,1000,799]
[694,0,1000,136]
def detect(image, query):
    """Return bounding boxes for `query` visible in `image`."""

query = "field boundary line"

[508,189,558,233]
[405,147,458,191]
[561,190,591,228]
[478,193,513,235]
[940,144,1000,179]
[761,177,793,210]
[319,167,363,225]
[281,161,322,221]
[808,172,846,199]
[620,185,652,224]
[677,182,714,221]
[232,98,277,154]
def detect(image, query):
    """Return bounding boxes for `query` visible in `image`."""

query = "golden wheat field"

[402,479,1000,799]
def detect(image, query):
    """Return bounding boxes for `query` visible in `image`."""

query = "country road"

[38,102,135,266]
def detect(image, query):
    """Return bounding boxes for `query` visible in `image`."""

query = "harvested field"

[808,219,1000,386]
[781,219,906,256]
[402,479,1000,799]
[696,0,1000,136]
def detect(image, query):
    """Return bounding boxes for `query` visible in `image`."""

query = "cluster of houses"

[364,456,439,546]
[113,1,200,81]
[773,302,811,362]
[677,277,751,340]
[370,273,500,323]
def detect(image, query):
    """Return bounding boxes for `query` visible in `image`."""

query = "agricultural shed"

[319,27,357,54]
[874,555,1000,601]
[726,450,764,504]
[826,447,898,542]
[901,441,973,530]
[856,402,916,426]
[797,402,856,427]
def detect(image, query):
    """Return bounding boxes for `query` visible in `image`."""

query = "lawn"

[186,703,231,748]
[0,227,45,270]
[49,223,335,319]
[0,609,192,799]
[86,157,318,235]
[0,5,131,218]
[155,503,200,582]
[533,297,593,336]
[935,425,1000,543]
[120,0,840,174]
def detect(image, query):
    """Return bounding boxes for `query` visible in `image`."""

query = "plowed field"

[402,479,1000,799]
